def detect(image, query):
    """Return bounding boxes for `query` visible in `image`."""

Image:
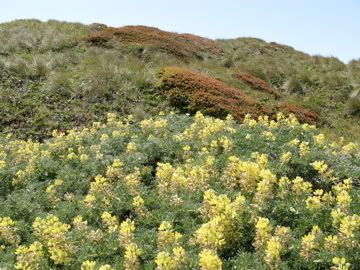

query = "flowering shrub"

[0,111,359,269]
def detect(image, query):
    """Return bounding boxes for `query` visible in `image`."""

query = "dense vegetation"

[0,19,359,140]
[0,111,359,269]
[0,19,359,269]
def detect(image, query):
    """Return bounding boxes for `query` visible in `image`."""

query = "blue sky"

[1,0,359,62]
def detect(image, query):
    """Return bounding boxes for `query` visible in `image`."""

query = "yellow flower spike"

[157,221,182,250]
[280,152,292,164]
[119,219,136,247]
[0,216,20,245]
[305,196,322,211]
[15,241,44,270]
[124,169,142,196]
[313,133,325,145]
[332,257,350,270]
[264,237,282,269]
[291,177,312,194]
[155,251,174,270]
[126,142,137,153]
[194,217,226,250]
[124,243,142,270]
[99,265,115,270]
[299,141,310,157]
[132,195,145,207]
[199,249,222,270]
[336,190,352,209]
[300,226,322,260]
[342,142,358,154]
[339,215,360,240]
[101,212,119,233]
[81,260,96,270]
[32,215,73,265]
[172,246,186,266]
[254,217,272,250]
[324,235,339,252]
[72,215,88,231]
[311,160,329,175]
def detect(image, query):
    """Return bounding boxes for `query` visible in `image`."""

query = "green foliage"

[0,112,358,269]
[0,19,358,141]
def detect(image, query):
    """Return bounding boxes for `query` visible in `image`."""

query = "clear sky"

[1,0,359,63]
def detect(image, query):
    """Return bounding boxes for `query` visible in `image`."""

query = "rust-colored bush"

[234,70,280,98]
[277,103,319,124]
[177,33,223,54]
[85,25,222,57]
[158,66,268,120]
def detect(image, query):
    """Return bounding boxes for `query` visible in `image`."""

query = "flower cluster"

[0,217,19,246]
[32,215,74,265]
[0,111,359,268]
[15,241,44,270]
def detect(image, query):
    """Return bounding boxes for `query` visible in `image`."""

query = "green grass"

[0,19,358,142]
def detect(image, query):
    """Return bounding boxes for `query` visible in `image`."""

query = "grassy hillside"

[0,19,359,141]
[0,19,359,270]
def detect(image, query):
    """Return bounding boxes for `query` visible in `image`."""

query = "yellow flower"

[222,156,262,192]
[264,237,282,269]
[0,216,20,245]
[15,241,44,270]
[305,196,322,211]
[313,133,325,145]
[126,142,137,153]
[101,212,119,233]
[81,260,96,270]
[72,215,88,231]
[336,190,352,209]
[157,221,182,250]
[324,235,339,251]
[332,257,350,270]
[80,154,89,162]
[132,195,145,207]
[194,217,226,250]
[299,142,310,157]
[342,142,358,153]
[155,251,174,270]
[291,176,312,194]
[254,217,272,250]
[339,215,360,239]
[124,243,142,270]
[119,219,135,247]
[199,249,222,270]
[311,160,328,175]
[99,265,115,270]
[300,226,322,260]
[262,131,275,141]
[280,152,292,164]
[32,215,73,265]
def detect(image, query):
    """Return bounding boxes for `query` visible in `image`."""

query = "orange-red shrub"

[234,70,280,98]
[277,103,319,124]
[158,66,268,120]
[85,25,222,57]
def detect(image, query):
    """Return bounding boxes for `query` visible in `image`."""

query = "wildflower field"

[0,111,359,269]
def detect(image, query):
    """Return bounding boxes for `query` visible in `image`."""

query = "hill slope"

[0,19,359,141]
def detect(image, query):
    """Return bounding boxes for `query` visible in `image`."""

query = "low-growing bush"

[0,111,358,269]
[85,25,222,58]
[157,66,267,119]
[234,70,280,98]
